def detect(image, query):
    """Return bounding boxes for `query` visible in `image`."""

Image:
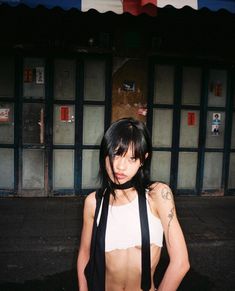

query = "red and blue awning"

[1,0,235,16]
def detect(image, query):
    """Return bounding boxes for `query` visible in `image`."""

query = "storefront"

[0,1,235,196]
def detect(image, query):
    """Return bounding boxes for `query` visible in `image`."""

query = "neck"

[111,180,134,190]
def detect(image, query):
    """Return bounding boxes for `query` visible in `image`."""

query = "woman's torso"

[96,190,163,291]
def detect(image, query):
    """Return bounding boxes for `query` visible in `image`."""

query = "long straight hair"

[98,117,152,196]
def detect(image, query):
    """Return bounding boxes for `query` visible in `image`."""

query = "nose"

[116,156,127,170]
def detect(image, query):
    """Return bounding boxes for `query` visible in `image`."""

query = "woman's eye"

[130,157,136,162]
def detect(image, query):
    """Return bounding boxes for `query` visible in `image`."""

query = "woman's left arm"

[151,183,190,291]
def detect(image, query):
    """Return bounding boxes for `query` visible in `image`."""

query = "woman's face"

[105,145,142,184]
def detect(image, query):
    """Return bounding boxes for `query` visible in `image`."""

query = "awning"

[1,0,235,16]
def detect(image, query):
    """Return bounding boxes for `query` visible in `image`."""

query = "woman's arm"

[77,192,96,291]
[151,183,190,291]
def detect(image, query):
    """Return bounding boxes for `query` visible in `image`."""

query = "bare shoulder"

[149,181,174,202]
[83,191,97,218]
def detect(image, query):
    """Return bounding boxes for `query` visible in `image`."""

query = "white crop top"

[97,193,163,252]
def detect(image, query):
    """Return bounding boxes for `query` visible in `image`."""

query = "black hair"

[98,117,152,196]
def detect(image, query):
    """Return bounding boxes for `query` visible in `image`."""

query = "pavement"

[0,195,234,291]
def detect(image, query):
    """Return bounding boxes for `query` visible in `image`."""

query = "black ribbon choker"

[111,180,134,190]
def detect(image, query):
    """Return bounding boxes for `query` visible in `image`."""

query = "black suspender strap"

[138,191,151,291]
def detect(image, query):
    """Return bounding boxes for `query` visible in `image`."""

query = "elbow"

[179,258,190,276]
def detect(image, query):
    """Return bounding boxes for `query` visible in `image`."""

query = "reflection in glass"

[53,150,74,189]
[22,103,44,144]
[0,56,14,98]
[82,149,100,189]
[177,152,197,189]
[203,152,223,189]
[182,67,201,105]
[54,59,76,100]
[22,149,44,189]
[151,151,171,184]
[228,153,235,189]
[152,109,173,147]
[83,105,104,145]
[0,148,14,188]
[84,59,105,101]
[153,65,174,104]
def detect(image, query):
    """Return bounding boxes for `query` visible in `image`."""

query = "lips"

[115,173,127,180]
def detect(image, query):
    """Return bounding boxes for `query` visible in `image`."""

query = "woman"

[77,117,190,291]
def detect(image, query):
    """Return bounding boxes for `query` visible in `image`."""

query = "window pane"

[153,65,174,104]
[151,151,171,184]
[84,59,105,101]
[228,153,235,188]
[179,110,199,148]
[205,111,225,149]
[22,149,44,189]
[0,148,14,188]
[152,109,173,147]
[182,67,201,105]
[177,152,197,189]
[83,105,104,145]
[53,150,74,189]
[0,103,14,144]
[82,149,100,189]
[53,105,75,145]
[231,113,235,149]
[208,69,227,107]
[203,152,223,189]
[0,56,14,98]
[22,103,44,144]
[23,58,45,99]
[54,59,76,100]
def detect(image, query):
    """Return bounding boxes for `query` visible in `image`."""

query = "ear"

[145,152,149,159]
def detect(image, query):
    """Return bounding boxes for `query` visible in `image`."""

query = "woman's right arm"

[77,192,96,291]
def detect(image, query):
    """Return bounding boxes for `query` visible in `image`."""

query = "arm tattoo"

[167,206,175,247]
[161,187,173,201]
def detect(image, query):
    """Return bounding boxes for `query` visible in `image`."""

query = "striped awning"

[1,0,235,16]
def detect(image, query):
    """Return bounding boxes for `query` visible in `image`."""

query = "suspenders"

[85,188,151,291]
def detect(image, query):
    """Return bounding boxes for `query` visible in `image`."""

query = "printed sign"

[188,112,196,126]
[36,67,45,84]
[24,68,33,83]
[60,106,69,121]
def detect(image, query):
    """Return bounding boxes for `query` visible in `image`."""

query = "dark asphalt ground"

[0,196,234,291]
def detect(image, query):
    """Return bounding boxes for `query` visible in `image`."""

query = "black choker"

[111,180,134,190]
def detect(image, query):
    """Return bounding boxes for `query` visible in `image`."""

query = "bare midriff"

[105,244,161,291]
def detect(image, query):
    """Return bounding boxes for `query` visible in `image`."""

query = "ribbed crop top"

[97,193,163,252]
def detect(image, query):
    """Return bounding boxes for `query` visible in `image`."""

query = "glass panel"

[182,67,201,105]
[153,65,174,104]
[151,151,171,184]
[203,152,223,189]
[208,69,227,107]
[22,149,44,189]
[23,58,45,99]
[54,59,76,100]
[53,105,75,145]
[53,150,74,189]
[205,111,225,149]
[177,152,197,189]
[0,148,14,188]
[83,105,104,145]
[228,153,235,188]
[22,103,44,144]
[231,113,235,149]
[82,149,100,189]
[84,59,105,101]
[0,56,14,98]
[152,109,173,147]
[0,103,14,144]
[179,110,199,148]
